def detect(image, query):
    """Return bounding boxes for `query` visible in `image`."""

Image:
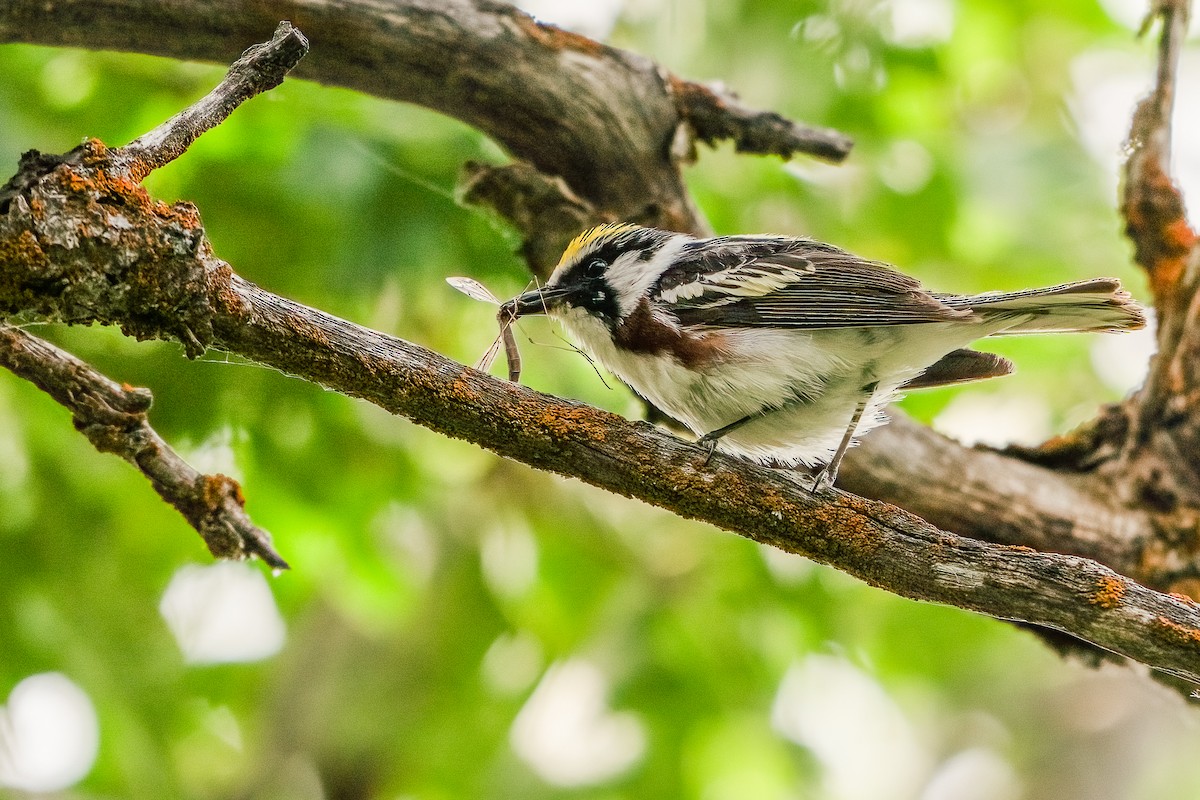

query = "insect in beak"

[503,286,571,319]
[447,276,526,382]
[447,279,573,385]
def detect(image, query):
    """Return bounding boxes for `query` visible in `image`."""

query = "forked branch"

[0,21,309,566]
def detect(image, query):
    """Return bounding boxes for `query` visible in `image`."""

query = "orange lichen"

[1153,615,1200,648]
[1124,150,1197,299]
[0,229,50,273]
[78,138,109,163]
[202,473,244,508]
[534,404,608,441]
[801,495,886,558]
[1168,580,1200,603]
[1090,576,1126,609]
[448,376,478,403]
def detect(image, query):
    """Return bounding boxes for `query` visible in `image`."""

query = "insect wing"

[446,276,501,305]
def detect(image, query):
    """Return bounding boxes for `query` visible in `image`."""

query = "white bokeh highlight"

[159,561,286,664]
[885,0,956,48]
[481,522,539,599]
[1070,49,1200,227]
[921,747,1022,800]
[772,656,930,800]
[0,673,100,793]
[482,631,545,696]
[1091,311,1157,394]
[511,659,646,787]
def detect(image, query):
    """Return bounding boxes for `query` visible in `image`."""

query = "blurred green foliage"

[0,1,1195,798]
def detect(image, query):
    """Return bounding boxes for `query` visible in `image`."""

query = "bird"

[499,223,1146,490]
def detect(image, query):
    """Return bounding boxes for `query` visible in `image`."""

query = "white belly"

[558,308,993,466]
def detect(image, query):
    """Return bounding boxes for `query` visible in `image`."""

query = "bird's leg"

[810,382,877,493]
[696,412,757,466]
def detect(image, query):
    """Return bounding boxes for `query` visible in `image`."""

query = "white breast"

[556,307,993,466]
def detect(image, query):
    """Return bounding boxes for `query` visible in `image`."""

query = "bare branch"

[1112,0,1200,514]
[114,21,309,181]
[5,136,1200,681]
[0,0,850,253]
[457,161,598,278]
[0,20,311,567]
[1124,0,1196,320]
[669,76,854,163]
[842,415,1151,569]
[0,325,287,568]
[5,5,1199,690]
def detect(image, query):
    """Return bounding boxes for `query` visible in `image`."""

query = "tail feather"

[902,348,1014,390]
[935,278,1146,334]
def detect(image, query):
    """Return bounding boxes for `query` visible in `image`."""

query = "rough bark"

[1,2,1199,690]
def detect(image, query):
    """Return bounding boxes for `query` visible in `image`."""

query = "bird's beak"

[502,286,571,319]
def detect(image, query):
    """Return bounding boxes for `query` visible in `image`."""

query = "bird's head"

[503,224,685,326]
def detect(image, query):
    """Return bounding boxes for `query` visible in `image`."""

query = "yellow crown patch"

[558,223,641,267]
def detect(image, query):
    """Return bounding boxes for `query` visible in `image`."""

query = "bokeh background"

[2,0,1198,797]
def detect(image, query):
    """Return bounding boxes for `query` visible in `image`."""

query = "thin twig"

[0,325,288,568]
[113,21,309,181]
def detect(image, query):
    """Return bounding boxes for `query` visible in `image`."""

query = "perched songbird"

[501,224,1145,489]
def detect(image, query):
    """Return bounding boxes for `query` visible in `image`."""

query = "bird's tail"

[938,278,1147,334]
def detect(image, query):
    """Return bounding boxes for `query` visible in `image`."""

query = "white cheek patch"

[605,236,690,317]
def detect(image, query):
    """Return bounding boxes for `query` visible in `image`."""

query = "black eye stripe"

[558,227,674,288]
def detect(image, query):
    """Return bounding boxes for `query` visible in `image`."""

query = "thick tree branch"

[0,325,287,567]
[841,416,1151,569]
[2,6,1196,687]
[0,0,849,275]
[3,157,1200,680]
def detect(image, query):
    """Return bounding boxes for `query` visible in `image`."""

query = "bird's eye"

[585,259,606,279]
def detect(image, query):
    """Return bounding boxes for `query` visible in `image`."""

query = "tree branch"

[4,164,1200,679]
[669,76,854,164]
[0,0,849,274]
[3,107,1200,682]
[0,325,287,568]
[0,20,312,567]
[1110,0,1200,530]
[3,5,1198,688]
[115,21,309,181]
[840,415,1151,569]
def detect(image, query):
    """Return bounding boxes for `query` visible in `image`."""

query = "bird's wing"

[654,236,971,329]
